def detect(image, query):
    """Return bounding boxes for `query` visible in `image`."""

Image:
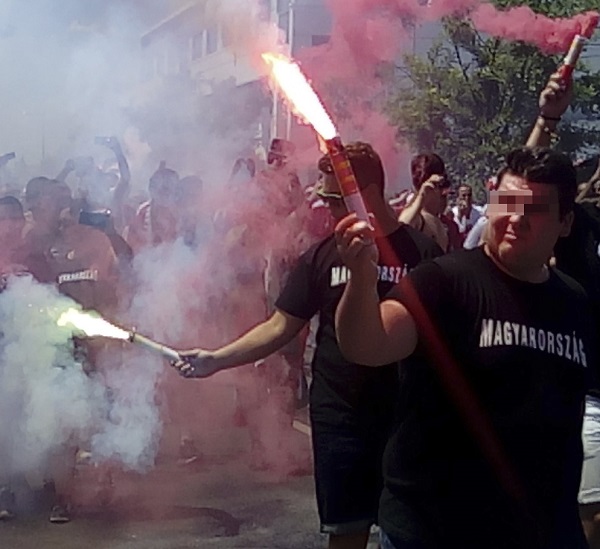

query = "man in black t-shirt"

[172,142,442,549]
[335,147,595,549]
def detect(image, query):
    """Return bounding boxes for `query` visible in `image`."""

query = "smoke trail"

[89,349,162,472]
[469,5,599,52]
[0,276,105,475]
[0,274,172,474]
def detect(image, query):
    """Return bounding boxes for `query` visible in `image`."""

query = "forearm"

[398,194,424,228]
[114,149,131,186]
[526,116,559,148]
[212,312,305,370]
[576,178,596,203]
[55,167,72,183]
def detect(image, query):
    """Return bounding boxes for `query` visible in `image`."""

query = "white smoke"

[89,351,161,472]
[0,275,164,475]
[0,276,104,475]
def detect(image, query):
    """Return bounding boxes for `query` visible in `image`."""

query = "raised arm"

[526,73,573,148]
[576,156,600,203]
[172,309,307,378]
[102,136,130,232]
[398,175,443,228]
[334,214,418,366]
[55,158,75,183]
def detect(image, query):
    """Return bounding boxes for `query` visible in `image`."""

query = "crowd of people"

[1,65,600,549]
[0,135,327,523]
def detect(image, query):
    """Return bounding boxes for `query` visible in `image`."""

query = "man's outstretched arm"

[172,309,307,378]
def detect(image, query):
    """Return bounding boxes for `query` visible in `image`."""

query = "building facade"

[139,0,333,153]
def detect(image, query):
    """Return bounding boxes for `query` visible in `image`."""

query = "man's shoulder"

[284,233,336,278]
[301,233,336,259]
[550,267,589,301]
[411,247,482,280]
[392,223,444,258]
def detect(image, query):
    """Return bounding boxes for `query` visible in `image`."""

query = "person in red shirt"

[23,178,120,523]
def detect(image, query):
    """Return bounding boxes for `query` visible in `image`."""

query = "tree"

[384,0,600,196]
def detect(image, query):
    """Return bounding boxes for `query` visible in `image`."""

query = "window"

[191,32,204,59]
[206,27,219,54]
[278,12,289,36]
[311,35,330,47]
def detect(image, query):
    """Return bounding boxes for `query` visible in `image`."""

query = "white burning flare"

[262,52,337,140]
[57,308,129,340]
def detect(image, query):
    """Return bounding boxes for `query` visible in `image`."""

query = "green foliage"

[384,0,600,196]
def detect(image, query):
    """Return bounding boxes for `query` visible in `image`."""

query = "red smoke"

[292,0,598,190]
[470,5,599,54]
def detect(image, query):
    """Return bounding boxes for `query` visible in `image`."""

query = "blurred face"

[316,172,348,221]
[422,176,450,215]
[149,175,177,208]
[485,173,572,275]
[458,185,473,209]
[39,183,73,222]
[0,205,25,247]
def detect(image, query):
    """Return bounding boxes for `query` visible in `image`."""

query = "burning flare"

[58,308,129,340]
[261,52,337,140]
[261,52,370,223]
[57,308,180,361]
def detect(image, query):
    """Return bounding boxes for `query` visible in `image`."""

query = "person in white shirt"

[452,184,484,239]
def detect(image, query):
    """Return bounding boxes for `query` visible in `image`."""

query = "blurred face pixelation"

[486,172,572,271]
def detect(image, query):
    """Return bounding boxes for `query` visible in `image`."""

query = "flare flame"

[261,52,337,141]
[57,308,129,340]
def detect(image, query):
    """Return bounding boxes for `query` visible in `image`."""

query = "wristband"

[538,113,561,122]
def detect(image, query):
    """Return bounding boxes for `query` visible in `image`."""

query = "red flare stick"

[324,137,370,223]
[558,34,586,81]
[559,16,598,81]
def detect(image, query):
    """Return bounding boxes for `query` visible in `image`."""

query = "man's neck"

[371,204,400,237]
[483,244,549,283]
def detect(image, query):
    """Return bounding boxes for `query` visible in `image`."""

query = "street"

[0,429,324,549]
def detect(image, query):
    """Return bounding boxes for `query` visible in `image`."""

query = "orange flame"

[262,52,337,141]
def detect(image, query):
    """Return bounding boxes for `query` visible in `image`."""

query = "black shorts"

[311,422,388,535]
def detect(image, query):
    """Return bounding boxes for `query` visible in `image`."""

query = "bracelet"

[538,113,561,122]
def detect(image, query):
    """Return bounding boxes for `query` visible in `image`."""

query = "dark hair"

[497,147,576,219]
[24,176,52,204]
[318,141,385,194]
[0,195,24,215]
[410,153,446,189]
[149,165,179,195]
[178,175,204,201]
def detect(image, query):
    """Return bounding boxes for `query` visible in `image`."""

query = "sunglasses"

[315,185,344,202]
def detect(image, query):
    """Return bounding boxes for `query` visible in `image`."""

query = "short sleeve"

[393,260,448,346]
[275,252,319,320]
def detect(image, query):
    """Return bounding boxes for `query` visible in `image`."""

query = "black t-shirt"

[276,224,442,430]
[554,202,600,395]
[380,247,593,549]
